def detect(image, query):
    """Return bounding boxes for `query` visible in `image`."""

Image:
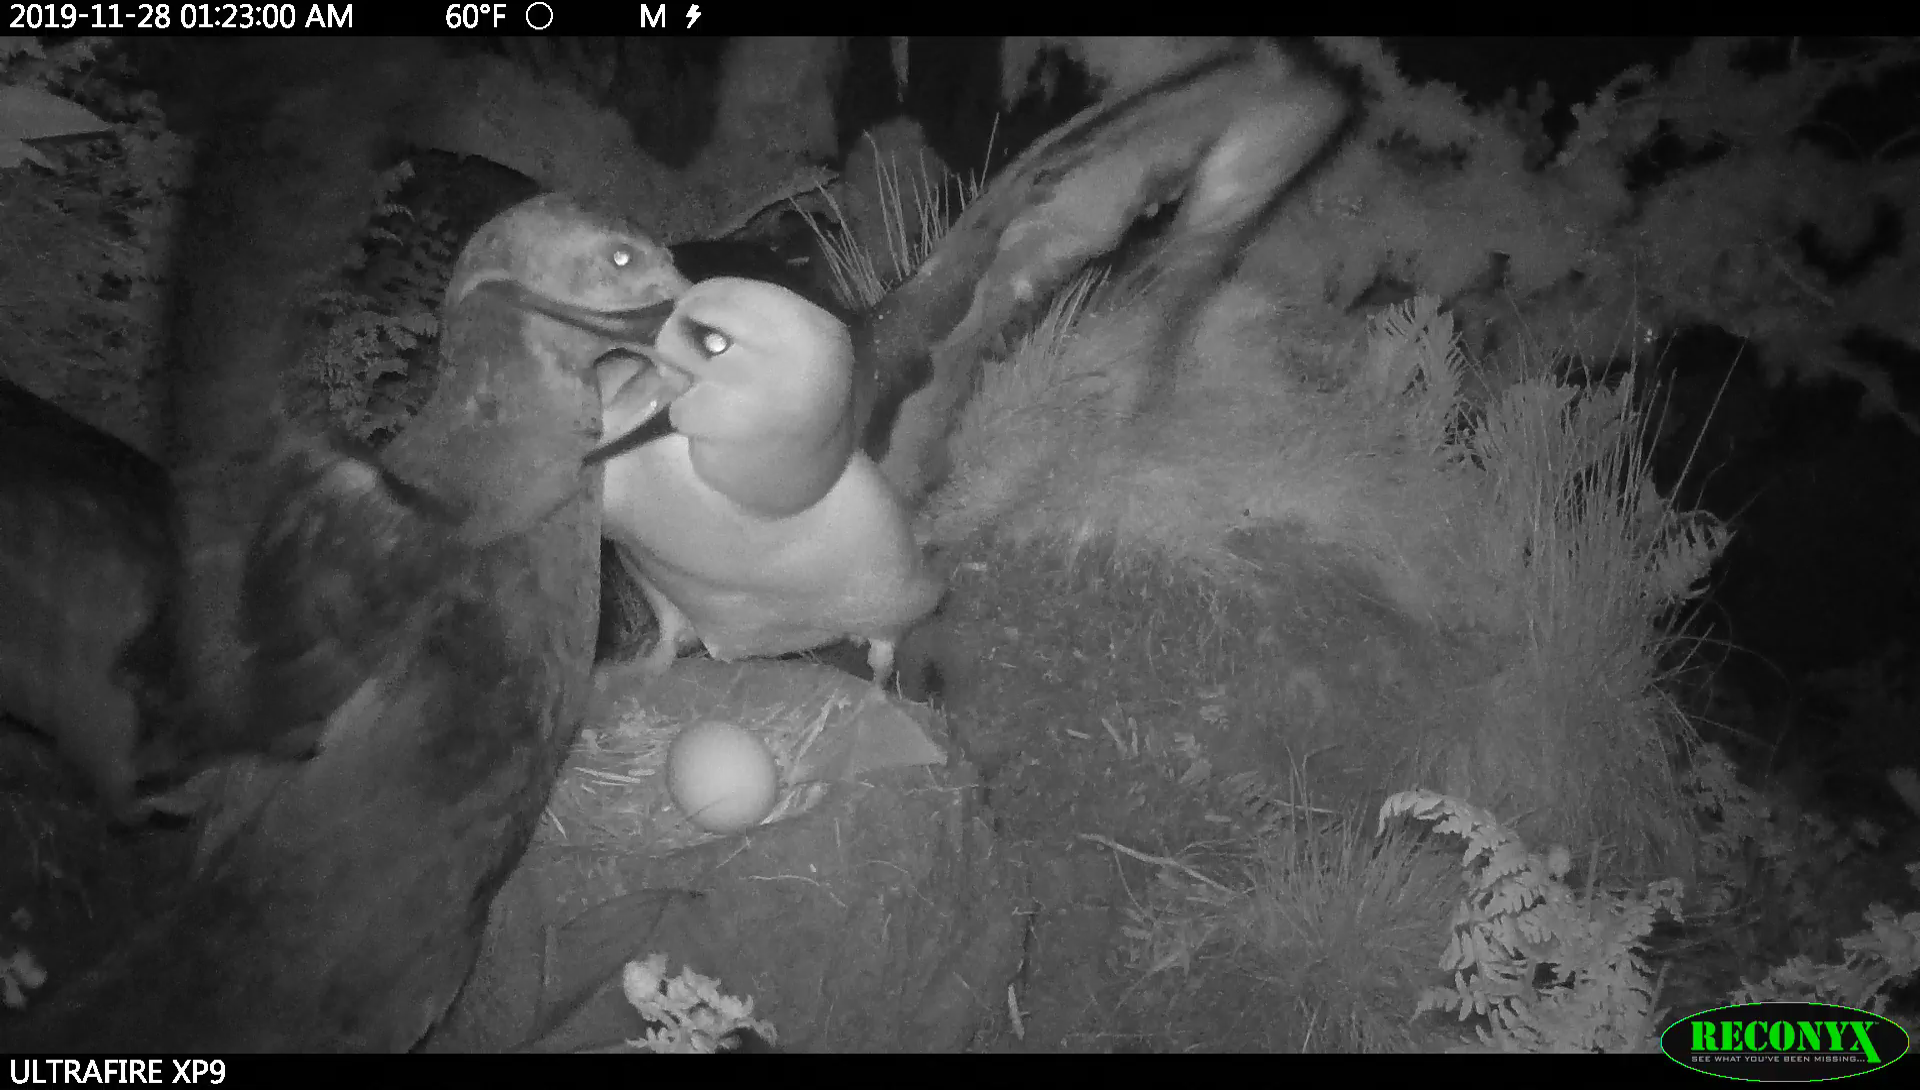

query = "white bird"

[598,277,943,687]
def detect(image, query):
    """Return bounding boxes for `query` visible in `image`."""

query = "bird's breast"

[602,442,931,605]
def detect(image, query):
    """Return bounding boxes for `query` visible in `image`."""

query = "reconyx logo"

[1661,1002,1909,1082]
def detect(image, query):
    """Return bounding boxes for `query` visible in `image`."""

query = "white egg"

[666,720,779,834]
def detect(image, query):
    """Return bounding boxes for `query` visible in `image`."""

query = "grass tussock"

[797,118,991,312]
[1231,823,1461,1052]
[1107,807,1461,1052]
[1439,371,1723,872]
[930,277,1722,874]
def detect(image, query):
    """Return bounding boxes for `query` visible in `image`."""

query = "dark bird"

[4,34,687,1051]
[10,191,685,1054]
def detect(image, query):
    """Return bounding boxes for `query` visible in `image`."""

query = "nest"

[537,656,947,855]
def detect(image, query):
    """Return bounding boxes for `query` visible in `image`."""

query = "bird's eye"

[611,246,633,269]
[699,328,733,356]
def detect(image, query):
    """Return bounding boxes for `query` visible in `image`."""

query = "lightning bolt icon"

[686,4,701,26]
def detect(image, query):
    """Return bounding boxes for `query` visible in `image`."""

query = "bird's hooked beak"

[468,280,679,344]
[457,279,686,465]
[584,350,692,466]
